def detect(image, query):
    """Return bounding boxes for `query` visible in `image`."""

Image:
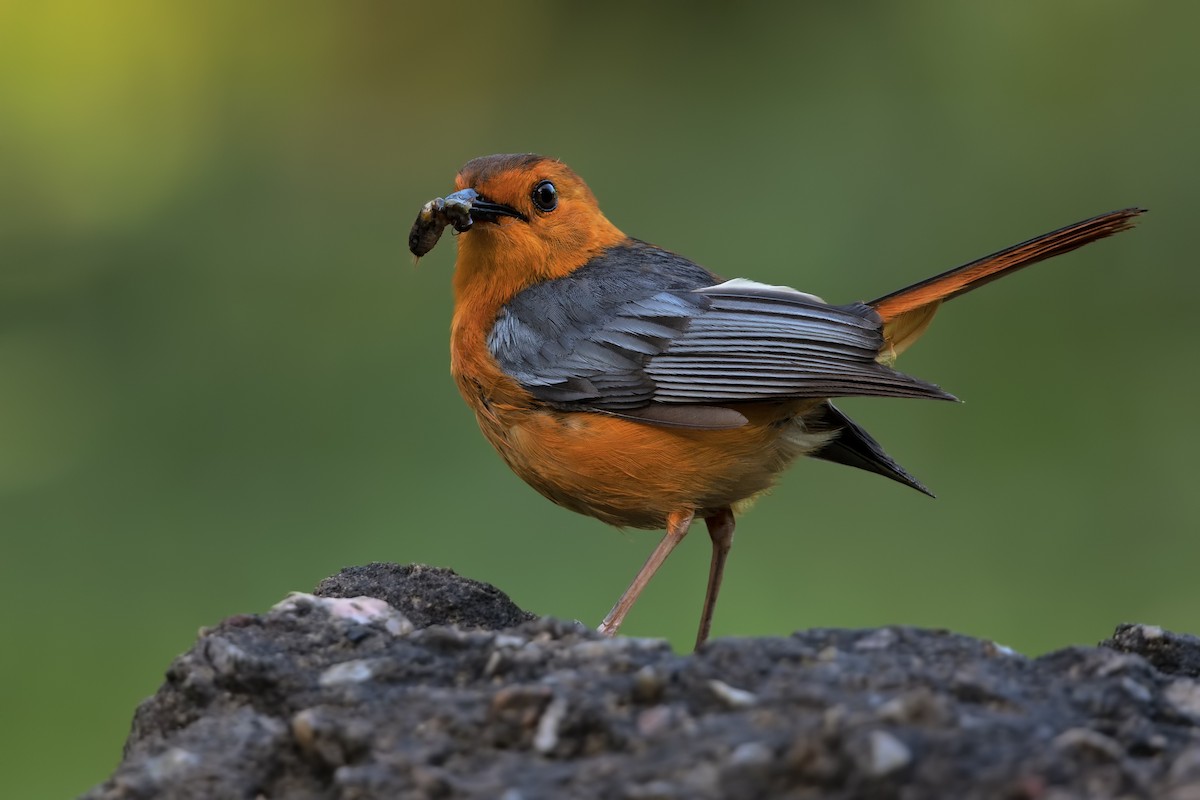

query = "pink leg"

[598,509,695,637]
[695,508,736,648]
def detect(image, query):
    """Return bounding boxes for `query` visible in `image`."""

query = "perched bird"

[410,153,1142,648]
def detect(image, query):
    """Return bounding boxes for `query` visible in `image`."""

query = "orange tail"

[870,208,1144,360]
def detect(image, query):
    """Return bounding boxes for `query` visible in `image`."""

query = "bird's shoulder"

[506,239,719,318]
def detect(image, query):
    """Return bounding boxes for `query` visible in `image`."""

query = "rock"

[863,730,912,776]
[1103,623,1200,678]
[85,563,1200,800]
[313,562,535,631]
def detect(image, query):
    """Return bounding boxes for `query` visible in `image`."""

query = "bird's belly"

[477,403,832,529]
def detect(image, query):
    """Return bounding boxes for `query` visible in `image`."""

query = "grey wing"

[487,246,954,427]
[490,283,701,410]
[645,281,955,404]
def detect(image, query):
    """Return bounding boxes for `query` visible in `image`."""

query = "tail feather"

[808,403,932,496]
[870,208,1144,360]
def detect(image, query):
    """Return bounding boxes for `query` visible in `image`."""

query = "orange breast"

[473,399,828,528]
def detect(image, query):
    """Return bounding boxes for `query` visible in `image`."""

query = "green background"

[3,3,1197,796]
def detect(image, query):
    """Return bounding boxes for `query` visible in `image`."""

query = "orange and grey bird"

[409,153,1142,648]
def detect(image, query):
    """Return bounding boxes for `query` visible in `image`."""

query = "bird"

[409,152,1142,648]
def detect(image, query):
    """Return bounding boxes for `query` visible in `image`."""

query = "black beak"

[445,188,528,224]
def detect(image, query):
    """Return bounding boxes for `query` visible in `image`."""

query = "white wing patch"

[698,278,826,305]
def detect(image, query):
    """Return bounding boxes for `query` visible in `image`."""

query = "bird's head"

[411,154,625,293]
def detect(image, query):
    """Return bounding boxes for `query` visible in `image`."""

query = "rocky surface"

[85,563,1200,800]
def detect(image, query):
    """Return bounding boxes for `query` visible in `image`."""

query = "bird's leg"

[695,508,736,648]
[598,509,695,638]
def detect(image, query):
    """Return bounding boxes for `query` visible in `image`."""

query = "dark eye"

[531,180,558,212]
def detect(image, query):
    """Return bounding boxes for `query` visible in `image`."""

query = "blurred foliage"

[2,2,1198,796]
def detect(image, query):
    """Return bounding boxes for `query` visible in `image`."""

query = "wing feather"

[487,241,955,420]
